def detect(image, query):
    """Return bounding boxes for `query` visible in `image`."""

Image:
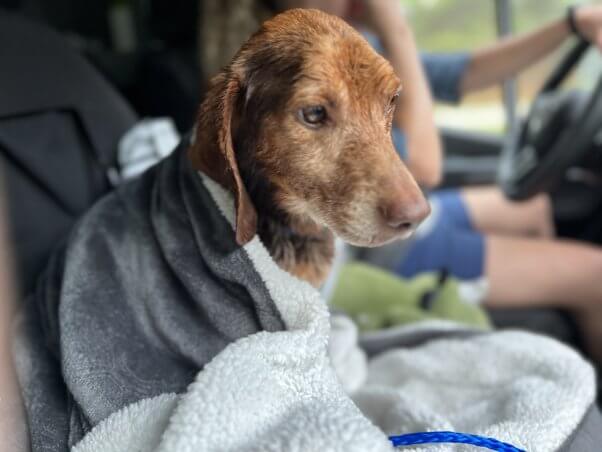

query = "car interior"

[3,0,602,352]
[3,1,602,449]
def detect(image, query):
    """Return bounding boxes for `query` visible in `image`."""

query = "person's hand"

[575,4,602,50]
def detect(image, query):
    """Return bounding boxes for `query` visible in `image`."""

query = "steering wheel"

[499,39,602,200]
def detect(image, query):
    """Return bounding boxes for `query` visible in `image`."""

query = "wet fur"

[189,9,427,287]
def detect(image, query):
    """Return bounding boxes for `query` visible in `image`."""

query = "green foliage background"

[404,0,575,52]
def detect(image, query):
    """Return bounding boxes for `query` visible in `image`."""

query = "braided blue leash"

[389,431,526,451]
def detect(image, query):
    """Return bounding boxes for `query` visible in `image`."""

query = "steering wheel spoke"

[499,40,601,200]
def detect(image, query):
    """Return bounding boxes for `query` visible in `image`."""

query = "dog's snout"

[379,197,431,231]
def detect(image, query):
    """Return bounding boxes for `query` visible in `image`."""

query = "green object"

[330,263,491,332]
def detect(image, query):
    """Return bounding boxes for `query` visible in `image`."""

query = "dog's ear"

[189,71,257,245]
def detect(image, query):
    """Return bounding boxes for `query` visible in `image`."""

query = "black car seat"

[0,11,137,294]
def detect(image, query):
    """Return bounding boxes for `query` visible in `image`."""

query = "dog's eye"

[299,106,327,127]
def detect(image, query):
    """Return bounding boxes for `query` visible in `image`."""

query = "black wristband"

[567,6,588,42]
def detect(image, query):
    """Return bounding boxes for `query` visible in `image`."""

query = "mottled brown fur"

[189,9,429,287]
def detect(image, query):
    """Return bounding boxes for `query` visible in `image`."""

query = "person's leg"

[484,235,602,362]
[400,188,602,361]
[461,186,555,238]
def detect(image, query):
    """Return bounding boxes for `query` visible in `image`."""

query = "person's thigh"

[461,186,555,238]
[484,235,602,309]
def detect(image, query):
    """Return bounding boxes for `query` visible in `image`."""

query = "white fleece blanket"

[73,173,596,452]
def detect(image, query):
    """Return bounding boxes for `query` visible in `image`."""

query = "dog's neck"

[237,163,335,286]
[231,120,335,287]
[256,210,335,287]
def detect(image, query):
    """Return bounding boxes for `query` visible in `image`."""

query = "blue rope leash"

[389,431,526,452]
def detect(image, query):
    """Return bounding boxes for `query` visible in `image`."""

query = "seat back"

[0,11,137,293]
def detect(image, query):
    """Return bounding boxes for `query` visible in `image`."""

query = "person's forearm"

[461,17,571,95]
[375,13,443,188]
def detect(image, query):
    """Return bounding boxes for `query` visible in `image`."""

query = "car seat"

[0,11,137,294]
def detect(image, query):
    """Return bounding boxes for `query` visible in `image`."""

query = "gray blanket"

[14,139,285,452]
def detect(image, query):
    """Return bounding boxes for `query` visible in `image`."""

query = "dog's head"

[190,8,430,247]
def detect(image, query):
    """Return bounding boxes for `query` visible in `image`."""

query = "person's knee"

[530,194,555,237]
[578,249,602,303]
[590,250,602,280]
[532,193,551,213]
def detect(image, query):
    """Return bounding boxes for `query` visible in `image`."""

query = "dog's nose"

[379,197,431,230]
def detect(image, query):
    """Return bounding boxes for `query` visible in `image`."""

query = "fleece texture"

[70,165,599,452]
[13,140,285,451]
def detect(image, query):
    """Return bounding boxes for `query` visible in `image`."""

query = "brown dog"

[189,8,430,287]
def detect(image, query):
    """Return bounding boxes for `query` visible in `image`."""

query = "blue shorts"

[396,190,485,280]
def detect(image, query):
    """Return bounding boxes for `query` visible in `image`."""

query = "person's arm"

[363,0,442,188]
[461,4,602,95]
